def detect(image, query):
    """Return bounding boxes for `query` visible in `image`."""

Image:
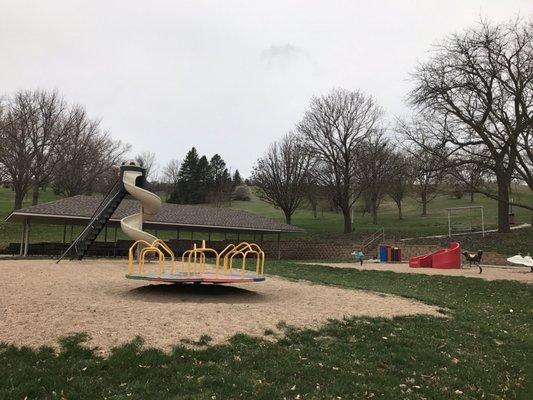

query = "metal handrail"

[56,179,122,263]
[361,228,385,252]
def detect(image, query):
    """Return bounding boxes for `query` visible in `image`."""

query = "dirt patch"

[305,261,533,283]
[0,259,442,353]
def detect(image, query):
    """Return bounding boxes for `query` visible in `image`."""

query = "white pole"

[448,210,451,238]
[481,207,485,237]
[23,220,30,256]
[19,220,26,256]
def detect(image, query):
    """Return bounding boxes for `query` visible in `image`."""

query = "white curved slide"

[120,168,162,244]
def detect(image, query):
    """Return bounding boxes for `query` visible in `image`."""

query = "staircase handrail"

[361,228,385,252]
[56,179,122,262]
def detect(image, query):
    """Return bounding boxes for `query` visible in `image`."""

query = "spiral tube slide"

[120,168,161,243]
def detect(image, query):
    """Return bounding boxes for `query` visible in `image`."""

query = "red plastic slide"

[409,242,461,269]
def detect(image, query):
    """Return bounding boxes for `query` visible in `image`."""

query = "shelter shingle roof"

[5,195,304,233]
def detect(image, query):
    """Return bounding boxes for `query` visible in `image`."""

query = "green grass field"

[1,262,531,399]
[0,185,531,251]
[229,185,533,236]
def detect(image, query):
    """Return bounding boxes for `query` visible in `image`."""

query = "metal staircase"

[57,180,125,262]
[361,228,385,252]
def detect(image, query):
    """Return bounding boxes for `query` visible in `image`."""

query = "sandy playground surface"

[306,261,533,283]
[0,259,442,353]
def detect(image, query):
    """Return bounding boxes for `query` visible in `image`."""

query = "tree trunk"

[14,189,25,210]
[421,192,427,216]
[312,202,317,219]
[284,211,292,225]
[470,191,474,203]
[496,175,510,233]
[31,185,39,205]
[371,201,378,224]
[397,202,403,220]
[342,208,352,233]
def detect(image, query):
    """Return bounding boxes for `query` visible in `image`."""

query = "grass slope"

[229,185,533,236]
[0,185,531,250]
[1,262,531,399]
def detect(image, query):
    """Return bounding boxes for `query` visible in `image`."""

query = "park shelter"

[4,195,304,257]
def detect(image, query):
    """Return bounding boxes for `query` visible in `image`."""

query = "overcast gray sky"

[1,0,531,177]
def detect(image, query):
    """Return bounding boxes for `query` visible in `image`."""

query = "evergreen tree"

[167,148,235,205]
[232,169,242,187]
[168,147,199,203]
[209,154,231,206]
[195,155,211,203]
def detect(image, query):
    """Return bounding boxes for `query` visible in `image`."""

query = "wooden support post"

[237,232,240,242]
[208,230,211,242]
[23,220,30,256]
[62,224,67,244]
[114,227,118,258]
[104,226,108,242]
[224,231,227,241]
[260,233,264,245]
[176,229,180,240]
[277,232,281,260]
[70,225,74,242]
[19,220,26,256]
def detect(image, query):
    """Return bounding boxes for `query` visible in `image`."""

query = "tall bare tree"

[28,90,68,205]
[297,88,383,233]
[387,153,412,220]
[135,151,158,181]
[161,158,181,199]
[51,106,129,196]
[0,93,34,209]
[409,19,533,232]
[399,116,445,215]
[452,161,488,203]
[355,132,397,224]
[252,132,313,224]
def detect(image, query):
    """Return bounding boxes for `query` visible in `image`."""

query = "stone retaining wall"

[0,239,515,266]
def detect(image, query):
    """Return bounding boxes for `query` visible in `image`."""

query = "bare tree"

[355,131,397,224]
[28,90,69,205]
[135,151,158,181]
[409,19,533,232]
[161,158,181,200]
[399,116,445,215]
[51,106,129,196]
[0,94,34,209]
[297,88,383,233]
[252,132,313,224]
[452,161,489,203]
[387,153,412,220]
[304,178,321,219]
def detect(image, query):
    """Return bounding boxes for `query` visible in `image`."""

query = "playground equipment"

[462,250,483,273]
[507,253,533,272]
[126,239,265,283]
[59,161,266,284]
[445,206,485,237]
[378,244,401,262]
[409,242,461,269]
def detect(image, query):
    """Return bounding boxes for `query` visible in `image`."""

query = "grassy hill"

[0,184,531,249]
[228,185,533,237]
